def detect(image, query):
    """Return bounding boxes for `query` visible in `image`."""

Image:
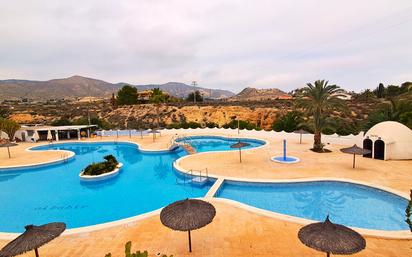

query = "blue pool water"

[0,137,264,232]
[217,181,409,231]
[177,136,265,152]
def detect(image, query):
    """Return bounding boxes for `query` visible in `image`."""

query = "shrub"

[83,155,119,176]
[322,127,335,135]
[272,111,303,132]
[205,122,219,128]
[223,120,257,130]
[166,121,202,129]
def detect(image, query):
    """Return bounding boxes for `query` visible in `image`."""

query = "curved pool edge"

[0,195,410,241]
[0,135,268,171]
[0,140,172,171]
[209,198,412,240]
[0,197,217,241]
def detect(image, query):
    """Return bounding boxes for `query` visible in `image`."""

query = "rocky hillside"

[103,104,280,130]
[133,82,235,99]
[229,87,292,101]
[0,75,235,101]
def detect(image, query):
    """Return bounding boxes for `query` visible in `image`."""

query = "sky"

[0,0,411,93]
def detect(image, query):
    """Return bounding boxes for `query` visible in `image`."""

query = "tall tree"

[117,85,138,105]
[186,91,203,102]
[374,83,386,98]
[149,88,167,128]
[298,80,344,152]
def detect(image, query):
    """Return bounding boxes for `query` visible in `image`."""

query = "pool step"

[191,176,208,186]
[182,144,196,154]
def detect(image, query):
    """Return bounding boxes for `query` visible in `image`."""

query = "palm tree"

[149,88,167,128]
[298,80,344,152]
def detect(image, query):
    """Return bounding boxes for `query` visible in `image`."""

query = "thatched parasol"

[148,129,160,142]
[294,129,310,144]
[0,222,66,257]
[136,129,145,139]
[298,216,366,257]
[160,199,216,252]
[340,144,371,168]
[230,140,250,163]
[0,142,18,159]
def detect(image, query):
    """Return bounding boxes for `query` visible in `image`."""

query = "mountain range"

[0,75,235,100]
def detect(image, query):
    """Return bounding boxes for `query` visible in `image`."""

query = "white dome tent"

[363,121,412,160]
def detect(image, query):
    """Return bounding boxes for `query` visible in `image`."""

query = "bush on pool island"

[83,155,119,176]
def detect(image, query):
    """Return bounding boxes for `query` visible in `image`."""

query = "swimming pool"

[176,136,265,152]
[216,180,409,231]
[0,137,264,233]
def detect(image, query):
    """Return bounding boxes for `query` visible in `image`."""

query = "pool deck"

[1,129,411,256]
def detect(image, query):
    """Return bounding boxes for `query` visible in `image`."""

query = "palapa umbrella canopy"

[298,216,366,257]
[160,199,216,252]
[294,129,310,144]
[0,142,18,159]
[230,140,250,163]
[148,129,160,141]
[0,222,66,257]
[136,129,145,139]
[340,144,371,168]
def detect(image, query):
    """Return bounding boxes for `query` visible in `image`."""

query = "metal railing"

[61,153,69,163]
[189,168,209,179]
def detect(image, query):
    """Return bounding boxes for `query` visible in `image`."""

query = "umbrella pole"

[34,248,39,257]
[188,230,192,252]
[326,252,330,257]
[239,147,242,163]
[300,133,302,144]
[353,154,356,169]
[7,146,11,158]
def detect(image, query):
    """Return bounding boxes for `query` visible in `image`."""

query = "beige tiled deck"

[178,139,412,194]
[0,130,411,256]
[0,201,410,257]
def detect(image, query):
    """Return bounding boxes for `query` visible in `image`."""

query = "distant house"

[333,92,352,100]
[137,90,153,103]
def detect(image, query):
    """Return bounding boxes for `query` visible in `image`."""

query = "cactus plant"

[406,190,412,232]
[104,241,172,257]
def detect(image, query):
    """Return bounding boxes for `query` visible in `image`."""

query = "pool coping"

[173,152,412,239]
[0,136,411,240]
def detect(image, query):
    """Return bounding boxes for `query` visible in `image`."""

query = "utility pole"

[87,83,91,125]
[192,81,197,103]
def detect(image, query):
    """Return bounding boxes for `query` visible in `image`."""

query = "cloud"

[0,0,411,92]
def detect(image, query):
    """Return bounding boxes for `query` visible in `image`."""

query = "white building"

[15,125,97,142]
[363,121,412,160]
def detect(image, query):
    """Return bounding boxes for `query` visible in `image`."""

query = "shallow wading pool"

[216,180,409,231]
